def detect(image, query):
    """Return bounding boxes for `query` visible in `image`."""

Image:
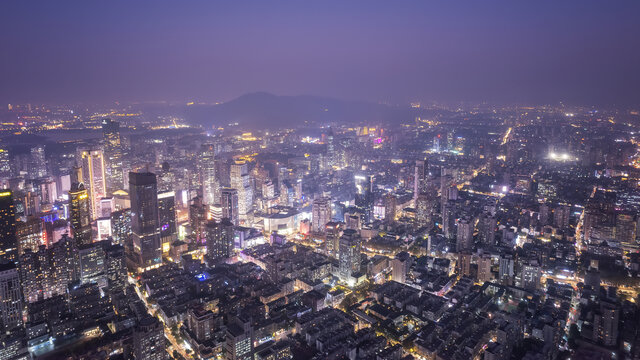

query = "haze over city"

[0,2,640,360]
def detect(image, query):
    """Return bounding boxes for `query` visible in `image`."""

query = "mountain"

[183,92,435,129]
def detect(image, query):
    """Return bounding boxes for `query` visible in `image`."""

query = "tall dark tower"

[68,183,92,246]
[102,118,124,193]
[0,190,18,264]
[129,172,162,272]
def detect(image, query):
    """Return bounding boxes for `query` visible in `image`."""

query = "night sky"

[1,0,639,107]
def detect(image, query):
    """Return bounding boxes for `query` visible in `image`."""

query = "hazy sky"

[1,0,639,106]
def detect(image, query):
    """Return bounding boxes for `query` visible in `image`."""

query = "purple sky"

[1,0,639,107]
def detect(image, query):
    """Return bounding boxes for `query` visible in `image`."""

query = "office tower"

[190,197,207,242]
[230,162,253,221]
[221,188,239,226]
[205,218,234,262]
[456,218,473,253]
[22,190,41,217]
[133,316,166,360]
[478,213,497,246]
[16,216,44,255]
[69,183,92,246]
[391,251,411,284]
[209,203,223,222]
[442,200,455,240]
[0,190,18,264]
[225,315,253,360]
[29,145,47,179]
[199,144,219,205]
[383,193,396,223]
[77,242,106,287]
[477,253,492,283]
[104,244,126,294]
[413,159,426,201]
[129,172,162,272]
[0,148,11,178]
[111,208,131,245]
[78,148,107,219]
[312,197,331,234]
[324,222,344,259]
[0,262,23,333]
[158,191,177,254]
[344,212,361,231]
[102,118,124,193]
[338,229,361,281]
[187,306,215,342]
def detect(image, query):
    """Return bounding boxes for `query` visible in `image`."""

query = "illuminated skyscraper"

[413,159,426,201]
[0,148,11,178]
[312,197,331,234]
[199,144,219,205]
[133,316,166,360]
[158,190,177,254]
[69,183,92,246]
[221,188,239,226]
[78,148,107,219]
[29,145,47,179]
[0,190,18,264]
[338,229,361,281]
[456,218,473,253]
[230,162,253,222]
[129,172,162,272]
[102,118,124,193]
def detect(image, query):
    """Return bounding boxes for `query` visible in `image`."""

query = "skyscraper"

[129,172,162,272]
[456,218,473,253]
[312,197,331,234]
[0,190,18,264]
[221,188,239,226]
[158,191,177,254]
[133,316,167,360]
[78,148,107,219]
[29,145,47,179]
[69,183,92,246]
[230,162,253,222]
[413,159,427,201]
[0,262,23,334]
[102,118,124,193]
[205,218,234,262]
[199,144,219,205]
[383,193,396,223]
[338,229,361,282]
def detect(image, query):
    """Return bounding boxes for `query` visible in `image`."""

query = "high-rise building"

[312,197,331,234]
[383,193,397,223]
[29,145,47,179]
[111,208,131,245]
[456,218,473,253]
[338,229,361,282]
[391,251,411,284]
[456,252,472,276]
[478,213,497,246]
[199,144,219,205]
[69,183,92,246]
[415,194,434,229]
[158,191,177,254]
[324,221,344,259]
[78,242,106,287]
[78,148,107,219]
[16,216,44,256]
[104,243,126,294]
[205,218,234,262]
[230,162,253,222]
[414,159,427,200]
[477,253,492,283]
[133,316,166,360]
[102,118,124,193]
[0,262,23,334]
[0,148,11,178]
[520,261,541,290]
[0,190,18,264]
[190,197,207,242]
[221,188,239,226]
[498,254,514,285]
[129,172,162,272]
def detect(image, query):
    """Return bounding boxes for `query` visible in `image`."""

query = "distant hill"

[184,92,437,129]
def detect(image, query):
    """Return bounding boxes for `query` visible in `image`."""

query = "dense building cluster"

[0,103,639,360]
